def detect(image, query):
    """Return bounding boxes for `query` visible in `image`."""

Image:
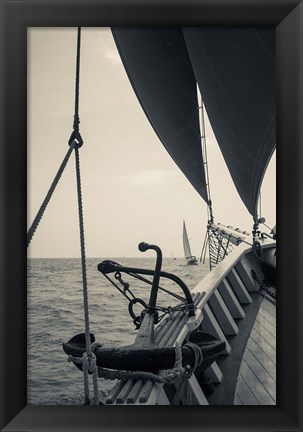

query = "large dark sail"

[183,27,276,217]
[112,28,208,202]
[112,27,276,217]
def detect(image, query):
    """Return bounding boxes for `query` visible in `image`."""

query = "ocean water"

[27,257,209,405]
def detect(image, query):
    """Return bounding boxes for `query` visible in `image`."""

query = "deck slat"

[243,350,276,400]
[234,297,276,405]
[105,380,126,404]
[235,375,260,405]
[255,315,276,337]
[250,328,276,361]
[252,325,276,350]
[257,307,276,327]
[246,339,276,380]
[116,380,135,404]
[260,299,276,318]
[126,379,145,404]
[234,393,244,405]
[139,381,157,403]
[238,361,275,405]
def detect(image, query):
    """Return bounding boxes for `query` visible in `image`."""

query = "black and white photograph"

[27,26,277,406]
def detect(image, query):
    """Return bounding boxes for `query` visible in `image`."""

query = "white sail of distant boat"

[183,221,198,265]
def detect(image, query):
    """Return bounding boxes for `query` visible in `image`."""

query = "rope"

[28,26,98,404]
[68,27,83,148]
[73,27,81,132]
[27,142,76,247]
[75,149,90,353]
[71,26,98,405]
[27,26,83,247]
[74,131,99,405]
[68,342,102,405]
[96,341,203,405]
[172,342,203,405]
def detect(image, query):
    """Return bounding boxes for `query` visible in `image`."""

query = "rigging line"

[103,273,134,301]
[27,141,76,247]
[70,26,91,356]
[75,144,92,403]
[127,272,186,303]
[72,27,98,405]
[74,27,81,133]
[69,27,83,148]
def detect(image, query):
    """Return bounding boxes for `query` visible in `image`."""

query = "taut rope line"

[71,27,99,405]
[27,142,76,247]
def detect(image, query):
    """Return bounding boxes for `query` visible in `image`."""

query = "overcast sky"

[27,28,276,258]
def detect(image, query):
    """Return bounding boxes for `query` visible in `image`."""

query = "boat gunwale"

[192,236,275,307]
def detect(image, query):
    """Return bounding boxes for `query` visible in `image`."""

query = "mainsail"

[112,28,208,202]
[183,221,192,259]
[112,27,276,218]
[183,27,276,217]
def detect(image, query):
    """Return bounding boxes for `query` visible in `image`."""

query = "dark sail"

[112,28,208,202]
[183,27,276,217]
[112,27,276,218]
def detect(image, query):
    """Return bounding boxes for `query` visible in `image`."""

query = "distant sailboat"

[183,221,198,265]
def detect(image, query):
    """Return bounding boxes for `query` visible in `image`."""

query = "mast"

[197,86,213,224]
[197,88,236,270]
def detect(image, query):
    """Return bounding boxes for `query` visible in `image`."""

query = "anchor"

[63,242,226,374]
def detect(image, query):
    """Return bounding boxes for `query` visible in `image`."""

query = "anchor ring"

[128,298,148,322]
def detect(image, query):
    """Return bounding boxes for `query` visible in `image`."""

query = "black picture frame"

[1,0,302,431]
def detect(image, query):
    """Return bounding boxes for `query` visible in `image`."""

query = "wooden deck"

[234,296,276,405]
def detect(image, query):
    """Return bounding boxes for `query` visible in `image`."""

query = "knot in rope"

[67,341,101,374]
[171,341,202,405]
[67,342,100,405]
[82,352,95,373]
[69,130,83,148]
[182,341,203,378]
